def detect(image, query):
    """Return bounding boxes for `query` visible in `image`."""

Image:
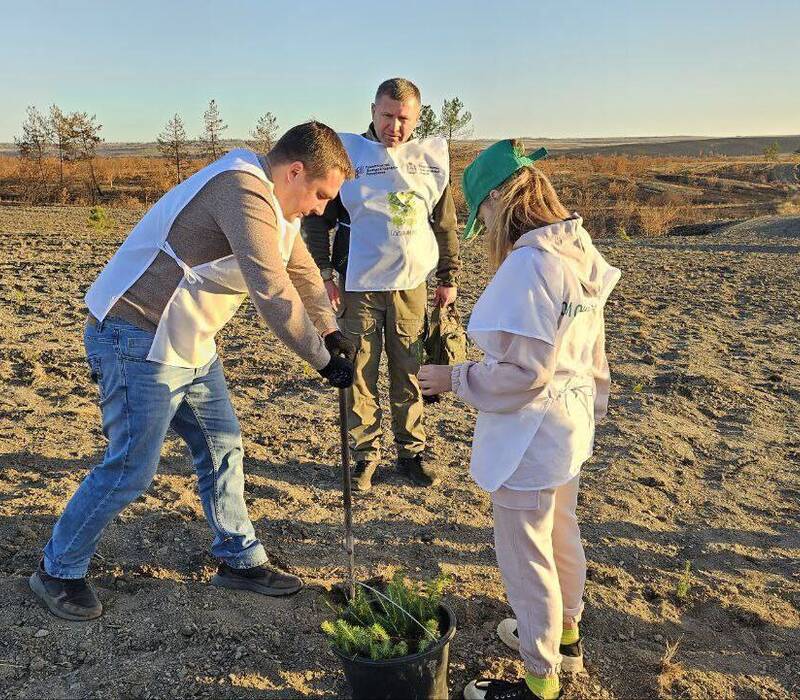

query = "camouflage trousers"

[338,282,427,461]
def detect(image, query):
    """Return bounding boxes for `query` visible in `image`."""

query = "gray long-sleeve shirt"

[105,160,337,370]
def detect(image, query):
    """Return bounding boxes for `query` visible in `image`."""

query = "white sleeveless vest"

[337,133,449,292]
[85,148,299,368]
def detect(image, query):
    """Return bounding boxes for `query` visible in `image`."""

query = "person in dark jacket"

[303,78,460,491]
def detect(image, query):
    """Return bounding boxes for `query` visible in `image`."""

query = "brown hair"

[485,142,571,270]
[375,78,421,104]
[268,121,354,180]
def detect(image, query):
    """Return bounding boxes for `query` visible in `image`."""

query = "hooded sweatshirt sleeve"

[451,331,556,413]
[592,315,610,420]
[208,171,331,370]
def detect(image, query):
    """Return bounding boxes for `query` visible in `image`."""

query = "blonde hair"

[375,77,421,104]
[485,153,571,270]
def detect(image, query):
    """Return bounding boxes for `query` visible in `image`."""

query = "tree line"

[12,99,280,201]
[11,96,472,204]
[155,96,474,183]
[156,101,279,184]
[15,105,104,202]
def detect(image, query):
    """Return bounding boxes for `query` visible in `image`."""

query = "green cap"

[461,140,548,241]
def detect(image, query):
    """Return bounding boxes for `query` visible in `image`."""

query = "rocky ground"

[0,206,797,699]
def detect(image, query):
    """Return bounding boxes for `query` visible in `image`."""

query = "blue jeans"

[44,316,268,578]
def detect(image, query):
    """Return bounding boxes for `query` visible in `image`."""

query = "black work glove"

[319,354,354,388]
[324,330,357,363]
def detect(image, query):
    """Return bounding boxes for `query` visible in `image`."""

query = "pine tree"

[413,104,440,139]
[49,105,77,188]
[321,573,449,660]
[70,112,104,202]
[438,97,473,143]
[200,99,228,160]
[250,112,279,152]
[15,106,52,167]
[763,140,780,162]
[157,113,190,183]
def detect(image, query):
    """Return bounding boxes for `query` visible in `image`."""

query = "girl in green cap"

[419,140,621,700]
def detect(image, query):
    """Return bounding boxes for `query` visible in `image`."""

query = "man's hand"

[418,364,453,396]
[324,329,356,363]
[325,279,341,312]
[319,355,354,388]
[433,285,457,308]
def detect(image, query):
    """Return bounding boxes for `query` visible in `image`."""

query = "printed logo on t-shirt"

[387,191,423,236]
[406,162,441,175]
[354,163,399,178]
[561,300,598,318]
[354,162,442,179]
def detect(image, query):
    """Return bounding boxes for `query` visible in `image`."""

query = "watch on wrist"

[320,268,334,282]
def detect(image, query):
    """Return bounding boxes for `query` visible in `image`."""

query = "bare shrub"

[609,200,639,238]
[776,196,800,216]
[590,154,630,176]
[648,189,688,207]
[636,203,683,236]
[608,179,637,201]
[117,195,145,209]
[657,638,684,698]
[0,156,19,179]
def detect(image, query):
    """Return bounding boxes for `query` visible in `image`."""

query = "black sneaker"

[211,561,303,596]
[398,455,440,487]
[464,677,562,700]
[497,618,584,673]
[29,560,103,621]
[352,459,379,492]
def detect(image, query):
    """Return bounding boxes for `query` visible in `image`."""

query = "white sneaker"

[497,618,520,651]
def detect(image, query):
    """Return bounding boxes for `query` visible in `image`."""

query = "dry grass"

[776,196,800,216]
[1,146,797,237]
[636,203,685,236]
[657,639,684,697]
[0,155,206,206]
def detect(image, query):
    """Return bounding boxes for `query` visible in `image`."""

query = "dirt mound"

[715,215,800,242]
[766,164,800,186]
[0,207,798,698]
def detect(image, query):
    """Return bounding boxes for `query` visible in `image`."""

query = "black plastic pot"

[332,603,457,700]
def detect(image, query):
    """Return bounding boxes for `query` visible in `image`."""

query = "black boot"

[29,560,103,621]
[398,455,440,487]
[211,561,303,596]
[352,459,379,491]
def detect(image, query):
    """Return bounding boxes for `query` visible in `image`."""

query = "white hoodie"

[452,216,621,493]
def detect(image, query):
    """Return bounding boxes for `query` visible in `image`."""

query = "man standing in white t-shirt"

[304,78,460,491]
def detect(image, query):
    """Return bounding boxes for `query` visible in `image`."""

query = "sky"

[2,0,798,143]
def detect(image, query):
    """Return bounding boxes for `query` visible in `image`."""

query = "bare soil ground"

[0,206,798,699]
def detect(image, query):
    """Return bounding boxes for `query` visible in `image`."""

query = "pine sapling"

[321,572,450,660]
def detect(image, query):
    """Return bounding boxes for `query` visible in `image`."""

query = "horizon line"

[2,133,800,147]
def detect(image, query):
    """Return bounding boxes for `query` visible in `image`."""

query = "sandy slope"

[0,207,797,699]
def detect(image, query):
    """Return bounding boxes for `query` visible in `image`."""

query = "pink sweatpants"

[491,475,586,676]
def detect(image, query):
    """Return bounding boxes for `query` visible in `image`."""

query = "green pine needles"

[322,572,449,661]
[87,205,114,232]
